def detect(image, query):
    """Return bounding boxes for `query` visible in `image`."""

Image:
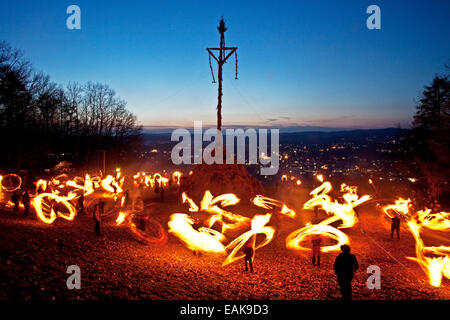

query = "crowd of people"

[2,173,416,301]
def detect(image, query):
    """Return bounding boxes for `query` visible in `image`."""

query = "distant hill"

[279,128,409,145]
[143,128,409,146]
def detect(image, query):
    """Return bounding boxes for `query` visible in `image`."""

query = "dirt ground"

[0,190,449,300]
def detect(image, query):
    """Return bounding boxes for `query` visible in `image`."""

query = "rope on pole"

[235,50,238,80]
[209,54,216,83]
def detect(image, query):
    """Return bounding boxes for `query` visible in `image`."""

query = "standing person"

[243,236,255,273]
[160,187,165,202]
[11,191,20,212]
[154,180,160,194]
[78,193,85,215]
[333,244,359,300]
[391,214,401,240]
[313,206,319,219]
[22,190,31,216]
[311,234,322,267]
[93,204,101,235]
[192,218,202,257]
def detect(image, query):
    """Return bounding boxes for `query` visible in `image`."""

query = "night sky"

[1,0,449,129]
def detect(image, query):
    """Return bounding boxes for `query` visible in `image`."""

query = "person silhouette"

[391,214,401,239]
[243,236,255,272]
[333,244,359,300]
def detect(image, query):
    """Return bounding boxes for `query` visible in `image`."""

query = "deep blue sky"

[0,0,449,129]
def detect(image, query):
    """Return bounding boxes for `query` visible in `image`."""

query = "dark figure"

[243,242,254,272]
[154,180,160,194]
[93,204,101,235]
[160,187,165,202]
[311,234,322,267]
[22,191,31,216]
[391,215,401,239]
[192,218,202,257]
[313,206,319,219]
[78,194,85,215]
[11,191,20,212]
[99,201,105,215]
[333,244,359,300]
[139,216,146,231]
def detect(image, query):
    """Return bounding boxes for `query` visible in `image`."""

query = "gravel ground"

[0,199,449,300]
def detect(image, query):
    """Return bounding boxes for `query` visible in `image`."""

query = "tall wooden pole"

[207,17,238,131]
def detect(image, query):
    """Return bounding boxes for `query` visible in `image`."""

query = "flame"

[252,195,296,218]
[182,191,249,233]
[36,179,48,193]
[182,192,199,212]
[129,217,168,245]
[414,209,450,231]
[286,223,350,253]
[382,198,411,219]
[304,181,371,229]
[32,193,77,224]
[116,211,127,225]
[101,175,123,194]
[407,219,450,287]
[65,174,95,196]
[281,174,288,182]
[168,214,226,253]
[1,174,22,192]
[222,214,275,266]
[382,198,450,287]
[172,171,182,185]
[316,174,324,182]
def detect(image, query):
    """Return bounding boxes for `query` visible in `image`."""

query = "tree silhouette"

[413,75,449,130]
[0,41,142,170]
[409,74,450,202]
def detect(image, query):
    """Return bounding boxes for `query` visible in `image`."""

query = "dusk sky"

[1,0,449,130]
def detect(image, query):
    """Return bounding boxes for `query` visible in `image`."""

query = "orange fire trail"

[182,191,249,233]
[303,181,371,229]
[382,198,450,287]
[407,219,450,287]
[287,180,370,253]
[129,217,168,245]
[0,174,22,192]
[251,195,296,218]
[168,214,226,253]
[286,223,350,253]
[222,214,275,266]
[32,193,77,224]
[382,198,411,219]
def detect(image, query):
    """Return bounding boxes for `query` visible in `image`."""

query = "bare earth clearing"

[0,195,449,300]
